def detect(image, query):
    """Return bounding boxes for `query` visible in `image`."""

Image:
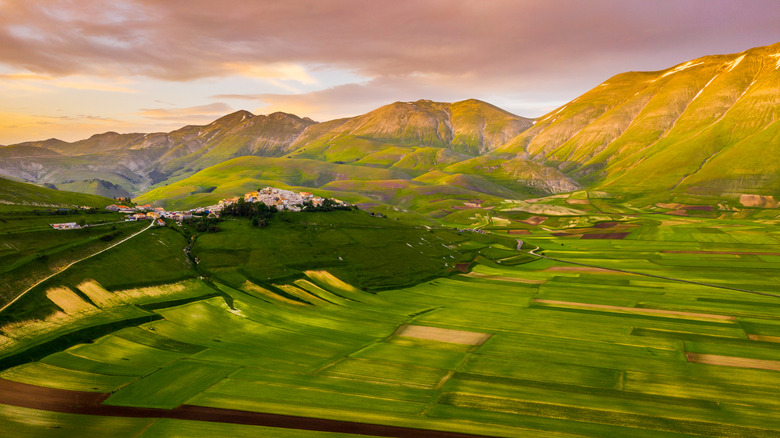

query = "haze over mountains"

[1,42,778,215]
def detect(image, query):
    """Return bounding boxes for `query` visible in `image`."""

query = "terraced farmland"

[1,212,779,437]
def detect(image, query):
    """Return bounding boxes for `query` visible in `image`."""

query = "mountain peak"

[289,98,533,157]
[502,40,780,197]
[211,110,255,126]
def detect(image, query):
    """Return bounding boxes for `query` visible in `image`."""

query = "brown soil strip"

[506,229,531,235]
[0,379,498,438]
[661,250,780,256]
[659,219,697,226]
[533,299,736,321]
[739,194,779,208]
[396,324,492,346]
[580,232,629,239]
[748,334,780,343]
[682,206,714,211]
[519,216,547,226]
[593,221,618,228]
[462,272,545,284]
[453,263,471,272]
[544,266,635,275]
[685,353,780,372]
[565,199,590,205]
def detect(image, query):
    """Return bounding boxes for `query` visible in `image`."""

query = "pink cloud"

[1,0,778,84]
[138,102,233,121]
[1,0,778,142]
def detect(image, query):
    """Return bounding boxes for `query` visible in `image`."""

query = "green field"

[0,205,779,436]
[191,210,516,290]
[0,215,145,309]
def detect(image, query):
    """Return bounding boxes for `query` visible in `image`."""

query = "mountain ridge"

[495,41,780,197]
[2,41,779,217]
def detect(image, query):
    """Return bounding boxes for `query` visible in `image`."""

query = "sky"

[1,0,779,144]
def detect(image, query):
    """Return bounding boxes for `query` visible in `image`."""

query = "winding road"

[0,219,156,314]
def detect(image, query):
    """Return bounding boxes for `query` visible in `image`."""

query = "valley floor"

[0,214,779,437]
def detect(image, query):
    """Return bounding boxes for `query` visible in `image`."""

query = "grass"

[0,218,145,308]
[0,361,138,392]
[0,404,154,438]
[103,359,238,409]
[0,223,195,326]
[0,176,113,208]
[0,209,778,436]
[192,210,516,291]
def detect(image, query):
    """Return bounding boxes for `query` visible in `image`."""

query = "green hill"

[0,176,114,208]
[0,111,315,197]
[133,156,409,210]
[3,42,780,211]
[134,100,573,216]
[56,179,134,199]
[496,41,780,201]
[289,99,533,162]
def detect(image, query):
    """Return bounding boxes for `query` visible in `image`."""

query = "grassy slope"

[192,210,515,290]
[0,215,143,307]
[496,42,780,200]
[56,179,134,199]
[0,176,114,208]
[134,156,410,210]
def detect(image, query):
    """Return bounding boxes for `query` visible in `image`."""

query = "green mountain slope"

[133,156,410,210]
[0,111,315,196]
[56,179,134,199]
[496,41,780,199]
[0,176,113,208]
[290,99,533,162]
[4,42,779,211]
[151,111,316,181]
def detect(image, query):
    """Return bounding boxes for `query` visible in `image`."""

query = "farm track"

[0,379,500,438]
[0,220,156,314]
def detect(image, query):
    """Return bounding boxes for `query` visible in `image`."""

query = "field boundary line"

[526,251,780,299]
[533,299,736,321]
[0,220,156,314]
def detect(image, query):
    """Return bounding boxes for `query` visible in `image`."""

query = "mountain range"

[1,41,778,217]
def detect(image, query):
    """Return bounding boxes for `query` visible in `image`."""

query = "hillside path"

[0,220,156,314]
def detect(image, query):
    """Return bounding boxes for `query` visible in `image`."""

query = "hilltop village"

[49,187,349,230]
[208,187,346,214]
[51,187,348,230]
[117,187,346,219]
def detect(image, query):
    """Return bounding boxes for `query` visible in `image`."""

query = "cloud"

[1,0,778,86]
[0,72,136,93]
[220,62,317,85]
[215,73,579,120]
[138,102,233,121]
[1,0,779,142]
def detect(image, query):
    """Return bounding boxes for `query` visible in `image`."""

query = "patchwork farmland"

[1,212,779,437]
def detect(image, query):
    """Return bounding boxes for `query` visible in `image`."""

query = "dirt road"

[0,220,156,314]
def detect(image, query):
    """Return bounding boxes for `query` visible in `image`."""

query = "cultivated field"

[0,210,779,436]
